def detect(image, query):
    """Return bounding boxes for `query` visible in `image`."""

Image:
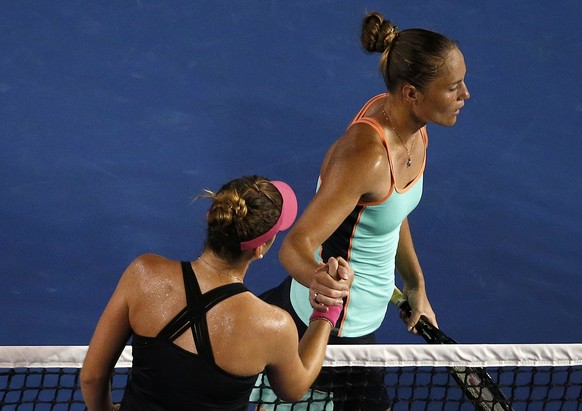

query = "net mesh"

[1,344,581,410]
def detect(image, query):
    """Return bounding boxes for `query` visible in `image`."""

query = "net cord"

[1,344,581,369]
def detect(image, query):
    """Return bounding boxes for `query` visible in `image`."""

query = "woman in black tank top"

[81,176,353,411]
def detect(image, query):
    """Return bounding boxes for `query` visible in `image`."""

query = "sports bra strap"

[156,261,248,362]
[203,283,248,312]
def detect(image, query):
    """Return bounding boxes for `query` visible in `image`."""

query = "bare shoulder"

[124,254,173,276]
[243,295,297,340]
[132,253,171,267]
[119,254,179,293]
[321,122,391,199]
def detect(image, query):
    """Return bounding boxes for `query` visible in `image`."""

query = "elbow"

[276,375,321,402]
[280,394,303,403]
[79,366,107,392]
[79,366,93,387]
[80,367,95,392]
[277,387,309,403]
[279,231,309,266]
[267,371,312,403]
[278,236,294,270]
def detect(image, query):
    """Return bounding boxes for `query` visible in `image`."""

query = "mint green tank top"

[289,94,427,337]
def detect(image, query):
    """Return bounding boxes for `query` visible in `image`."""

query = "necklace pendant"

[406,157,412,167]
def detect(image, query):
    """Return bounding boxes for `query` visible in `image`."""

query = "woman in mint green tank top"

[255,10,470,411]
[281,11,470,341]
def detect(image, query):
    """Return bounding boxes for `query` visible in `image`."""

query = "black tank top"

[120,261,257,411]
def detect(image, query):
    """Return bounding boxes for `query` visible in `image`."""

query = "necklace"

[197,256,242,283]
[382,109,417,167]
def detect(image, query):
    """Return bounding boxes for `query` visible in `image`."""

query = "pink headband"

[240,180,298,250]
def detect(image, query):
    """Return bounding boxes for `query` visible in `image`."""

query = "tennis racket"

[391,287,514,411]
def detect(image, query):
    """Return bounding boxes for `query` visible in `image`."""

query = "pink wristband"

[309,304,343,328]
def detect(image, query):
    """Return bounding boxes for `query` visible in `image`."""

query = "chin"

[444,112,461,126]
[436,117,458,127]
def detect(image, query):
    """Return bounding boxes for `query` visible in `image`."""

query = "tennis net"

[1,343,581,410]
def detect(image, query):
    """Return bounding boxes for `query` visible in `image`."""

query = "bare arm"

[280,124,390,305]
[81,263,135,411]
[395,218,437,331]
[264,317,333,402]
[265,257,353,401]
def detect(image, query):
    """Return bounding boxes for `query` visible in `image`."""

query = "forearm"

[279,233,322,287]
[81,377,114,411]
[297,292,344,384]
[267,258,352,401]
[395,218,438,328]
[297,320,333,381]
[395,218,425,290]
[268,319,332,402]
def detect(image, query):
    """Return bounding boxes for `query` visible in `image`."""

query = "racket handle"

[390,286,457,344]
[390,286,409,308]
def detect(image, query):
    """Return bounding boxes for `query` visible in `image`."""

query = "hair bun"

[202,175,285,261]
[361,12,399,53]
[230,195,248,221]
[206,191,248,226]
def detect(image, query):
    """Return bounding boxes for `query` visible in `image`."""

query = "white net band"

[2,343,581,368]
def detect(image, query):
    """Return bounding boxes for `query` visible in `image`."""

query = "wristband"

[309,304,343,328]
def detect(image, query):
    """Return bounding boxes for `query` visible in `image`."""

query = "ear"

[253,246,264,260]
[253,237,275,260]
[402,83,419,103]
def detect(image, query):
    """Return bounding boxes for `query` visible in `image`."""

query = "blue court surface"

[1,1,580,346]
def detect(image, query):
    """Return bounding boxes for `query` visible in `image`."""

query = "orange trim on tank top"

[335,205,365,336]
[347,94,427,207]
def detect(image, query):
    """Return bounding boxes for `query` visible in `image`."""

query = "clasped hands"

[309,257,354,312]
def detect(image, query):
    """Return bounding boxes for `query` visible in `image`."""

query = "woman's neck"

[196,251,248,283]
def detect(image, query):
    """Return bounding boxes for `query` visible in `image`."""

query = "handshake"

[308,257,354,328]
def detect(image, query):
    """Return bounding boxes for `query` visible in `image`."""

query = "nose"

[460,83,470,100]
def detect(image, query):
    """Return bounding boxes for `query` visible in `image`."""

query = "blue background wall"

[1,1,580,346]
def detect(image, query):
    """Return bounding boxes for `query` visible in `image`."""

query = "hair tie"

[385,26,399,49]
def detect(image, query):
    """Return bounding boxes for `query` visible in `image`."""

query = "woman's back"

[119,254,284,410]
[127,254,293,371]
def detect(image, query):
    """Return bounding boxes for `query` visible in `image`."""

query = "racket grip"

[390,286,409,309]
[391,286,457,344]
[391,287,415,316]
